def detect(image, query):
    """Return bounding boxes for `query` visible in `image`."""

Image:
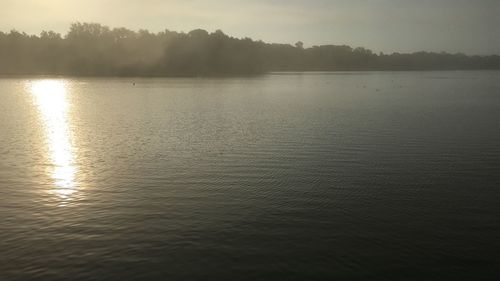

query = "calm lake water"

[1,72,500,280]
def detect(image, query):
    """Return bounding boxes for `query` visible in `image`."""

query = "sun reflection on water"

[30,80,77,201]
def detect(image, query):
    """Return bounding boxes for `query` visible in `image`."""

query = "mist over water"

[1,23,500,77]
[1,72,500,280]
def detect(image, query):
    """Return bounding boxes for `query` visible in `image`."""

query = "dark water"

[1,72,500,280]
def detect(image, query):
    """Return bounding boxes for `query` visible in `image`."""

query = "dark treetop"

[1,23,499,76]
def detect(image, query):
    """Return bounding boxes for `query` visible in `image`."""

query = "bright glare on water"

[29,80,77,202]
[1,72,500,280]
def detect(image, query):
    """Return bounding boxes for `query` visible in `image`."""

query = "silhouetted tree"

[0,22,499,76]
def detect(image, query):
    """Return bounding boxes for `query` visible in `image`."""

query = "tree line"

[1,23,499,76]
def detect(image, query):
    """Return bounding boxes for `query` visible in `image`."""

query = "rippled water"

[1,72,500,280]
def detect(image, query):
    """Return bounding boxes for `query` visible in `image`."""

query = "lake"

[1,72,499,280]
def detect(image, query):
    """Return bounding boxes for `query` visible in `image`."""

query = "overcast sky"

[1,0,499,55]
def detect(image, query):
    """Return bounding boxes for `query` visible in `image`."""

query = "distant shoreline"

[1,69,500,80]
[2,23,499,77]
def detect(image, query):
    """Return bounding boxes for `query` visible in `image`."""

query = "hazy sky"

[1,0,499,55]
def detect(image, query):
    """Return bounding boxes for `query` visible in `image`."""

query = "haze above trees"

[1,23,499,76]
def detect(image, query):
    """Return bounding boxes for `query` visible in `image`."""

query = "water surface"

[1,72,500,280]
